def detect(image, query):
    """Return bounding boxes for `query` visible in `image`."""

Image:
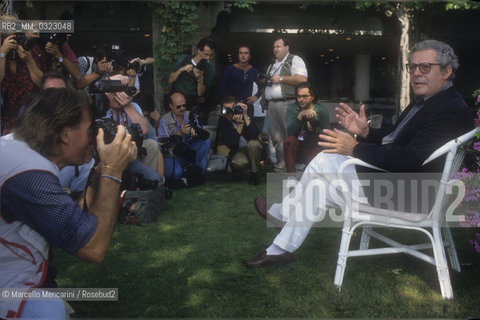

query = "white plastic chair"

[333,128,477,299]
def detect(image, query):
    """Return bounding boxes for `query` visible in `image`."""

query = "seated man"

[158,92,210,185]
[284,82,329,173]
[101,74,164,186]
[0,88,137,318]
[216,96,263,185]
[243,39,474,267]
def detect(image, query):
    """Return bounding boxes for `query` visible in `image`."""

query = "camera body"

[94,118,146,159]
[43,33,67,46]
[186,59,208,82]
[305,117,322,133]
[232,104,244,115]
[89,80,144,157]
[6,33,35,60]
[257,73,273,86]
[158,135,192,159]
[16,33,36,51]
[90,80,137,118]
[222,103,244,115]
[194,59,207,71]
[127,61,142,73]
[188,110,210,141]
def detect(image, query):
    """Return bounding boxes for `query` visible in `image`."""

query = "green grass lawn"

[51,170,480,318]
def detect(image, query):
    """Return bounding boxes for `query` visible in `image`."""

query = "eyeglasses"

[405,62,442,74]
[175,104,187,110]
[296,94,311,99]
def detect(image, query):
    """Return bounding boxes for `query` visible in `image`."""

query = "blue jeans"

[164,138,210,180]
[127,159,163,185]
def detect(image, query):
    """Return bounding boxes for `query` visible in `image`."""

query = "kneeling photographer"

[284,82,329,173]
[91,74,164,189]
[215,96,263,185]
[158,92,210,187]
[0,88,137,318]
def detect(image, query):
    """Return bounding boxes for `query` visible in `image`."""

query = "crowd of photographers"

[0,12,333,318]
[0,16,330,197]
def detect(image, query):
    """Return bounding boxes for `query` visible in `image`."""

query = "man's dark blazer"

[353,86,474,172]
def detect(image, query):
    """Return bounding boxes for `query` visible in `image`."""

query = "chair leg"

[432,227,454,299]
[442,225,461,272]
[334,224,354,289]
[359,226,371,250]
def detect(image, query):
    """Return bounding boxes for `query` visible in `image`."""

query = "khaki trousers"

[267,99,294,169]
[217,140,263,173]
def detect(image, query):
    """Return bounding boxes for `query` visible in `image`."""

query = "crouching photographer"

[158,92,210,187]
[90,74,164,189]
[215,96,263,185]
[0,88,137,318]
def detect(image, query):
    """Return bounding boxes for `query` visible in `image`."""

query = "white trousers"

[268,153,367,252]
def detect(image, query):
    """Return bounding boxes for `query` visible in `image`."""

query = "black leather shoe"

[249,172,259,185]
[242,250,295,267]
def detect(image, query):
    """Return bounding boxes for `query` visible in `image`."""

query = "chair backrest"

[422,128,478,223]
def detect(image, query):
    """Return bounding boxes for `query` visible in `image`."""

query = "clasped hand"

[96,125,137,176]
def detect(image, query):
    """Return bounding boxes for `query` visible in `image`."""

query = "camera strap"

[267,61,285,77]
[161,121,170,138]
[108,109,130,127]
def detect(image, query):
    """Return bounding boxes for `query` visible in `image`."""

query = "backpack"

[119,187,165,226]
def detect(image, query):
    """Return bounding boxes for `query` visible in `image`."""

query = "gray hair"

[408,40,459,80]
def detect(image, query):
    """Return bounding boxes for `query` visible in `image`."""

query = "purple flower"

[477,95,480,104]
[474,142,480,152]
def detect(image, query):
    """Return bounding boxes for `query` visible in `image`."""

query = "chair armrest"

[422,128,478,166]
[338,158,387,175]
[422,142,453,166]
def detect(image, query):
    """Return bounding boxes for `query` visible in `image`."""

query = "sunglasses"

[175,104,187,110]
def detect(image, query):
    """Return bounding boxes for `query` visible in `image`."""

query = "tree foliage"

[152,0,256,88]
[152,0,199,87]
[446,0,480,10]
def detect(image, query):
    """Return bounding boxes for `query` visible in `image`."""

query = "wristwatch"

[0,53,5,59]
[279,76,283,83]
[58,56,64,63]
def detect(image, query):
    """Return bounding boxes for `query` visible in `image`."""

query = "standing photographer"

[216,96,263,185]
[261,36,308,172]
[1,15,48,134]
[77,45,112,89]
[284,82,329,173]
[158,92,210,185]
[168,37,216,121]
[0,88,137,318]
[43,32,82,88]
